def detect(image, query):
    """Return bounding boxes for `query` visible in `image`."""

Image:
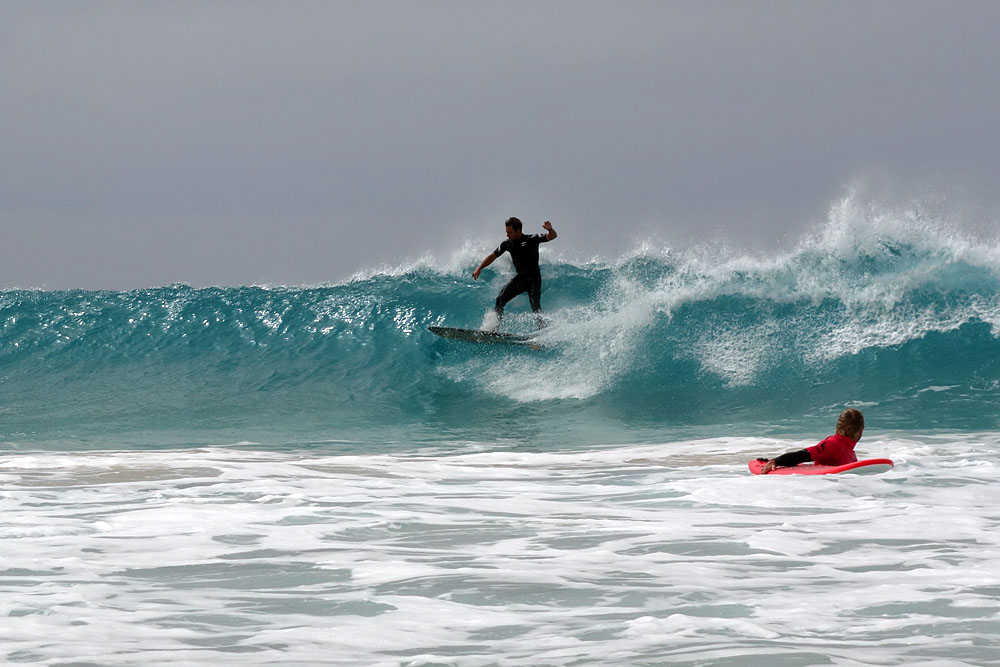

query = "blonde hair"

[836,408,865,439]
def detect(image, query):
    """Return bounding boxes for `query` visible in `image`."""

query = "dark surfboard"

[428,326,533,344]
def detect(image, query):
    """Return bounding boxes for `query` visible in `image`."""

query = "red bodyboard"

[748,458,894,475]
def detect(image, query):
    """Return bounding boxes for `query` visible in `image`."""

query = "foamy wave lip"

[343,238,483,283]
[346,234,571,284]
[619,191,1000,369]
[799,193,1000,295]
[665,190,999,307]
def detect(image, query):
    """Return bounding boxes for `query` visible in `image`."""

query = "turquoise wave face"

[3,213,1000,449]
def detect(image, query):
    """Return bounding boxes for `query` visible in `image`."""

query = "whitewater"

[2,198,1000,664]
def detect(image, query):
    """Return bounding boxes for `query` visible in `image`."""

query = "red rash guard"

[806,434,859,466]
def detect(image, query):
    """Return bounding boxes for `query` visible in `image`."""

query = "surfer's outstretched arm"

[542,221,557,241]
[760,449,811,474]
[472,252,498,280]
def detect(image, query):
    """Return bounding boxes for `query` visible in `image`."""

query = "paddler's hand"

[472,268,481,280]
[760,459,777,474]
[542,221,553,231]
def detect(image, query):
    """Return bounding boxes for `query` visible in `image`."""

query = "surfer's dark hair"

[505,217,522,231]
[836,408,865,439]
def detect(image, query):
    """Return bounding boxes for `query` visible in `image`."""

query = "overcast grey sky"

[3,1,1000,289]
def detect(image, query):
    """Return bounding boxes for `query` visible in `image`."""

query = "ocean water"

[3,200,1000,665]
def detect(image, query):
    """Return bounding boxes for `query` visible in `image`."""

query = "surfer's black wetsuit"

[770,449,811,467]
[493,234,551,324]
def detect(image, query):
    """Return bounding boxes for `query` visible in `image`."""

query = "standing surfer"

[472,217,557,330]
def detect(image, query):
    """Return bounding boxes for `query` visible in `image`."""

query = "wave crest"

[2,194,999,443]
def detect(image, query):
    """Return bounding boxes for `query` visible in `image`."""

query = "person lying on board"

[758,408,864,474]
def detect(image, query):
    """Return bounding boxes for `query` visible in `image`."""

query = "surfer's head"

[836,408,865,441]
[505,217,523,240]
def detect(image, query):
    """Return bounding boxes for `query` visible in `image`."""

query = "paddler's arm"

[543,220,557,240]
[472,252,498,281]
[760,449,811,474]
